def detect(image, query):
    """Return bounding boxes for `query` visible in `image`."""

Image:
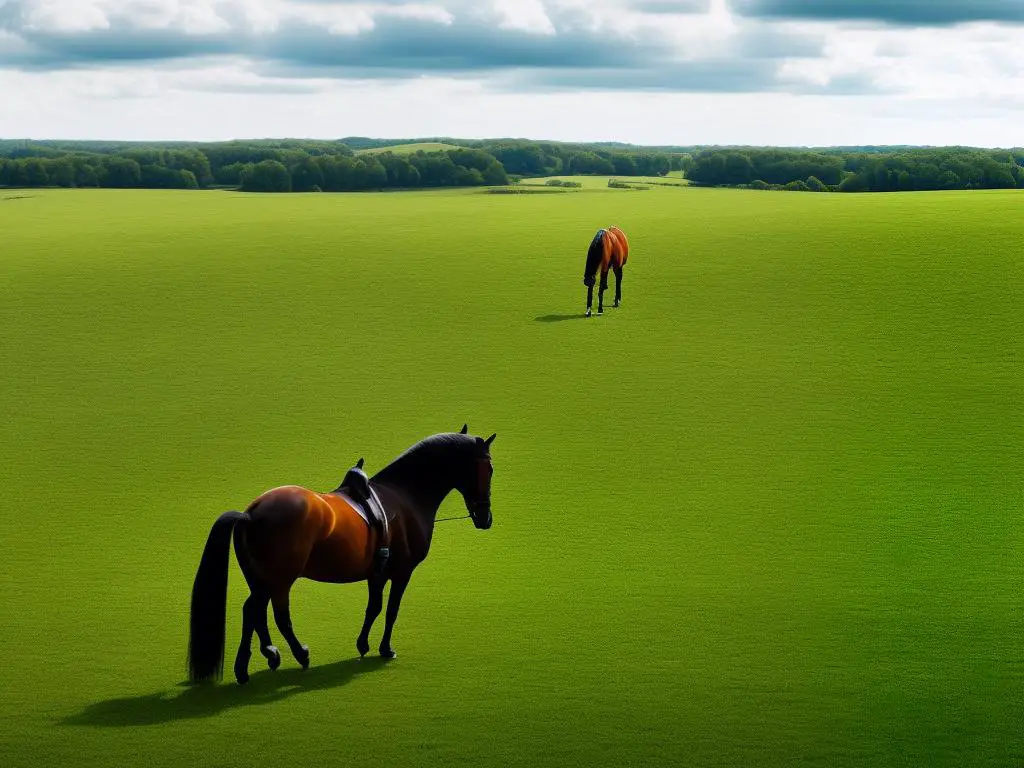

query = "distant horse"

[187,426,496,685]
[582,226,629,317]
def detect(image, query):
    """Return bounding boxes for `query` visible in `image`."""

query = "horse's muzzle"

[471,504,492,530]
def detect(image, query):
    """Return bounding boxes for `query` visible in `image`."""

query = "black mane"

[371,432,475,486]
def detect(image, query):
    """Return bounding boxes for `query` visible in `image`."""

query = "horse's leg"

[270,586,310,669]
[232,591,255,684]
[232,594,271,684]
[379,573,411,660]
[586,283,594,317]
[233,590,278,682]
[598,269,609,315]
[613,266,623,307]
[356,576,386,658]
[233,530,280,676]
[252,591,280,671]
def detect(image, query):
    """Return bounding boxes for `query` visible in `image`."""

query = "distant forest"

[0,138,680,193]
[1,137,1022,193]
[687,147,1024,192]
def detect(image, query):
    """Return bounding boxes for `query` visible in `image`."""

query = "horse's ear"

[357,457,364,468]
[485,433,496,447]
[460,424,468,434]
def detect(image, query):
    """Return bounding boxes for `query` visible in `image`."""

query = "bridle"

[436,454,491,524]
[435,513,471,523]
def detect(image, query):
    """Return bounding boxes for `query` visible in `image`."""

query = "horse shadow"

[535,313,588,323]
[60,656,388,727]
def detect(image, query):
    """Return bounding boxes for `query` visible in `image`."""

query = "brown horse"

[582,225,629,317]
[187,426,496,685]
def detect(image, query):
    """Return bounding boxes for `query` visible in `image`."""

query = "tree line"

[0,138,685,192]
[340,137,690,176]
[0,149,209,190]
[470,140,680,177]
[9,138,1016,194]
[687,147,1024,192]
[236,148,509,192]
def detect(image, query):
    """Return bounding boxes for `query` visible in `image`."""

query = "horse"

[187,425,496,685]
[582,225,629,317]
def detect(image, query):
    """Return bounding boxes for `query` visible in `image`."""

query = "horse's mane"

[584,229,606,280]
[371,433,474,483]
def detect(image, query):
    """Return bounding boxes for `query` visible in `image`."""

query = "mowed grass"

[1,184,1022,768]
[356,142,460,155]
[518,175,689,189]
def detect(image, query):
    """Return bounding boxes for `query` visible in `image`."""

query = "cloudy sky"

[1,0,1023,146]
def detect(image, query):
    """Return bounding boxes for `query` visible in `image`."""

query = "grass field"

[1,182,1022,768]
[356,142,460,155]
[517,175,690,189]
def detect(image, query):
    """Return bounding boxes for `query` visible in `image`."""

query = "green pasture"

[516,174,689,189]
[0,183,1021,767]
[356,142,460,155]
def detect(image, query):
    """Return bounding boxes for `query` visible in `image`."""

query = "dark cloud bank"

[733,0,1024,26]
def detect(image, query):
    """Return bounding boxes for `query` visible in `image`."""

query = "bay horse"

[187,425,496,685]
[582,225,629,317]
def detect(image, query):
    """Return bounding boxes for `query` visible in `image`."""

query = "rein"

[435,514,471,523]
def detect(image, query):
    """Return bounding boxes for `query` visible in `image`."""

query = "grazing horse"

[187,425,496,685]
[582,225,629,317]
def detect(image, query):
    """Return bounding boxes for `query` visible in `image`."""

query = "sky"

[1,0,1023,146]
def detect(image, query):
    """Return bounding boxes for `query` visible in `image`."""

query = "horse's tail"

[583,229,605,285]
[187,510,248,683]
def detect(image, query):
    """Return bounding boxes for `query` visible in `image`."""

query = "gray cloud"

[0,16,664,72]
[0,0,864,96]
[519,60,779,92]
[0,30,233,68]
[513,57,883,95]
[627,1,712,12]
[263,16,653,72]
[260,17,837,94]
[732,0,1024,26]
[736,24,821,58]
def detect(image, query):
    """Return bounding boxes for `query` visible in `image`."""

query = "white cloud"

[18,0,111,33]
[490,0,555,35]
[777,21,1024,99]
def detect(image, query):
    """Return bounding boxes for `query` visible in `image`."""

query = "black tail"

[583,229,605,286]
[187,510,248,683]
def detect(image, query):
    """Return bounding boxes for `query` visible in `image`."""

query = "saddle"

[333,458,391,576]
[333,458,389,534]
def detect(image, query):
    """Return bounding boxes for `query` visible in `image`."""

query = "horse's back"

[241,485,373,584]
[245,484,370,541]
[247,485,313,515]
[608,226,629,268]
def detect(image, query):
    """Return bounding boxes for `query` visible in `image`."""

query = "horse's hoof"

[597,310,603,316]
[234,652,251,684]
[379,646,397,660]
[262,645,281,671]
[296,645,310,669]
[356,637,370,658]
[585,311,592,318]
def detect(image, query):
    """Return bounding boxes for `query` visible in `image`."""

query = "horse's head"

[457,424,494,530]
